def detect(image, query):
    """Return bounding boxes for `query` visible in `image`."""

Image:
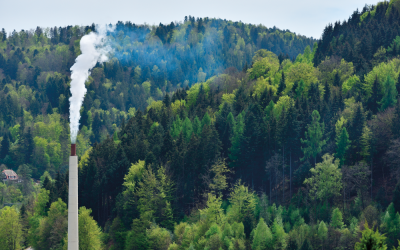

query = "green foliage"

[271,218,288,249]
[252,218,273,250]
[0,206,23,250]
[336,127,350,166]
[380,75,398,110]
[355,223,387,250]
[304,154,342,202]
[147,224,172,250]
[79,207,103,250]
[301,110,326,164]
[248,51,280,80]
[330,208,345,229]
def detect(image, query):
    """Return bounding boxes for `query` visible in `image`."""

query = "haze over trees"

[1,1,400,249]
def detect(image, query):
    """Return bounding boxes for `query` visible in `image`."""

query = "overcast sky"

[1,0,378,39]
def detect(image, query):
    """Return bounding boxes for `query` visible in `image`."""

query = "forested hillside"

[2,2,400,250]
[0,17,315,179]
[314,0,400,77]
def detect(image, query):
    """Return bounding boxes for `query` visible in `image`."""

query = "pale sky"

[1,0,378,39]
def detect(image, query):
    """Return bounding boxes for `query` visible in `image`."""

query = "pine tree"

[336,127,350,166]
[24,128,34,163]
[252,218,273,250]
[0,133,10,160]
[300,240,312,250]
[160,201,174,231]
[368,76,382,113]
[380,75,398,111]
[330,208,344,229]
[277,71,286,95]
[163,93,171,108]
[333,72,340,87]
[393,100,400,139]
[348,105,365,164]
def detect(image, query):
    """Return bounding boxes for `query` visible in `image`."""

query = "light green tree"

[355,223,387,250]
[0,206,23,250]
[228,181,257,223]
[330,208,345,229]
[318,221,328,249]
[34,188,50,216]
[182,117,193,141]
[304,154,342,202]
[79,207,103,250]
[301,110,326,165]
[209,158,230,196]
[272,218,288,250]
[380,75,398,111]
[252,218,273,250]
[147,224,172,250]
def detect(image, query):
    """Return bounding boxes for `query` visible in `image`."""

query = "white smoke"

[69,26,112,144]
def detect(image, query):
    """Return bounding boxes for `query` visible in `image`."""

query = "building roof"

[2,169,18,180]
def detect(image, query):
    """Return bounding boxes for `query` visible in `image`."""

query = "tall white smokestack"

[68,26,112,249]
[69,144,78,250]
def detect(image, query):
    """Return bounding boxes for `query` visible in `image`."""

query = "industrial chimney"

[68,144,79,249]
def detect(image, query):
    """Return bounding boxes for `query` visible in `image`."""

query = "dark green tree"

[348,105,365,164]
[393,181,400,213]
[0,133,10,160]
[125,219,149,250]
[24,127,34,163]
[300,240,312,250]
[336,127,350,166]
[368,76,382,113]
[277,71,286,95]
[333,72,340,87]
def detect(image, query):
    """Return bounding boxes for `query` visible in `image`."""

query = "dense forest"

[0,17,314,178]
[1,1,400,250]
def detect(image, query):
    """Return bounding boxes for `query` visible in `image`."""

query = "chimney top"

[71,144,76,156]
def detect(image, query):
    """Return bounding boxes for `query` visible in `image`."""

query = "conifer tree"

[333,72,340,87]
[330,208,344,229]
[348,105,365,164]
[0,133,10,160]
[336,127,350,166]
[300,240,312,250]
[125,219,149,250]
[24,127,34,163]
[368,76,382,113]
[277,71,286,95]
[252,218,273,250]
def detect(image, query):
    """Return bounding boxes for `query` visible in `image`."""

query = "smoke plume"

[69,27,112,143]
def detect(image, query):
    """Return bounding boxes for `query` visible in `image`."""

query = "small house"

[2,169,18,181]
